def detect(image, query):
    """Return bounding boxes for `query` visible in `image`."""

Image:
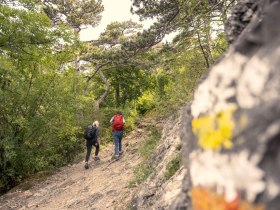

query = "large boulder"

[176,0,280,209]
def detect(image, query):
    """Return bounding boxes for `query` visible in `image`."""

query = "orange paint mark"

[191,187,264,210]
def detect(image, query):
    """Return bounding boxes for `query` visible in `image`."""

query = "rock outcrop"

[131,112,185,209]
[176,0,280,209]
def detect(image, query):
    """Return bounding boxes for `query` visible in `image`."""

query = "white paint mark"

[191,53,247,118]
[190,150,265,202]
[237,56,270,108]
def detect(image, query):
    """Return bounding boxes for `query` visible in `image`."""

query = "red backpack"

[112,114,124,130]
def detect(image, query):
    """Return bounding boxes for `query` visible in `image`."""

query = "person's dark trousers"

[85,139,99,162]
[113,130,123,156]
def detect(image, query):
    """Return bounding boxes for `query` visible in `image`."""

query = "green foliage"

[98,20,142,46]
[164,155,182,180]
[41,0,104,30]
[0,2,87,193]
[125,109,141,131]
[136,31,227,118]
[136,91,156,114]
[103,66,151,109]
[0,66,86,193]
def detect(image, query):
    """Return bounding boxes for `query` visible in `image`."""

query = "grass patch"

[128,162,153,188]
[128,126,161,188]
[126,202,134,210]
[175,143,182,151]
[164,155,182,180]
[139,126,161,159]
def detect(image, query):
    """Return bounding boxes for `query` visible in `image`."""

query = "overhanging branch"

[86,61,110,82]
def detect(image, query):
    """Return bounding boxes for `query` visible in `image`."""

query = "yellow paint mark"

[192,106,236,150]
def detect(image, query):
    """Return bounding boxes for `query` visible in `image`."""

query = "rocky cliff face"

[225,0,259,44]
[131,112,186,209]
[176,0,280,209]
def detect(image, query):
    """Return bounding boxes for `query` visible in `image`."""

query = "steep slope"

[131,111,185,209]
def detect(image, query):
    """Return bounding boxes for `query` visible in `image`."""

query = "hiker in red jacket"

[110,111,125,159]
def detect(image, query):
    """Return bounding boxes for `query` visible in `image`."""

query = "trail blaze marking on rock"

[192,106,236,150]
[191,187,265,210]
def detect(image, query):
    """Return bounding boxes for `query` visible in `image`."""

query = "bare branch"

[86,61,110,82]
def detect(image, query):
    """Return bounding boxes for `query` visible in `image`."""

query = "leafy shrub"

[164,155,182,180]
[136,91,156,115]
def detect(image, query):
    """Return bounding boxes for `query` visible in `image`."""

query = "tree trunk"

[75,28,81,71]
[94,69,111,110]
[196,30,210,68]
[115,83,120,108]
[75,56,80,71]
[204,19,214,64]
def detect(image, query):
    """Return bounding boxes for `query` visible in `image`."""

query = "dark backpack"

[112,114,124,130]
[84,125,96,139]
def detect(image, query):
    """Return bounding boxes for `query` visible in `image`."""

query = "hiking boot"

[84,162,89,169]
[119,151,123,156]
[94,156,100,161]
[112,155,119,160]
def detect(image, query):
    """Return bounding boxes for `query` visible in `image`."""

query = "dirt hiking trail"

[0,128,147,210]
